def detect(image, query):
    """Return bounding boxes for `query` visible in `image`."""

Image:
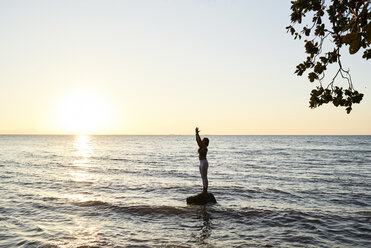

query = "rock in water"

[186,192,217,205]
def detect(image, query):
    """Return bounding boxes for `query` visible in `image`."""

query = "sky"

[0,0,370,135]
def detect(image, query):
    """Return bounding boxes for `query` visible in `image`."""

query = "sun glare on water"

[53,91,115,134]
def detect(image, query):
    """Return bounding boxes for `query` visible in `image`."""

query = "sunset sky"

[0,0,370,135]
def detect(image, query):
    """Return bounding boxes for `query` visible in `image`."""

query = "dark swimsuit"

[198,147,208,160]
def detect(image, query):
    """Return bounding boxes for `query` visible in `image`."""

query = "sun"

[53,90,114,134]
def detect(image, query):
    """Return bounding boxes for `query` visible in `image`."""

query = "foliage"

[287,0,370,113]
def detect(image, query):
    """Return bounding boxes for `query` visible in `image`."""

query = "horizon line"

[0,133,370,136]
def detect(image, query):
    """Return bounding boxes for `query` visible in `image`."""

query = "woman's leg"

[199,160,208,192]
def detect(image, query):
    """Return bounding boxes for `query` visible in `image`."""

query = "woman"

[195,127,209,194]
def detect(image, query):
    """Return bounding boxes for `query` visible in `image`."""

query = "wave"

[16,239,58,248]
[8,198,371,247]
[67,179,94,184]
[109,157,132,162]
[72,200,194,217]
[92,155,141,164]
[356,210,371,216]
[111,205,191,216]
[73,200,108,207]
[70,199,289,221]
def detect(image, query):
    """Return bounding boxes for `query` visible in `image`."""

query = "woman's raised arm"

[195,127,203,147]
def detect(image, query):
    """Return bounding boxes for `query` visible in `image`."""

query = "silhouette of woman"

[195,127,209,194]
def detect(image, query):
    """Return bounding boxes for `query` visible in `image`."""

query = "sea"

[0,135,370,248]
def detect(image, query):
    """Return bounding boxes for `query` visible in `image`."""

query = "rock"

[186,192,217,205]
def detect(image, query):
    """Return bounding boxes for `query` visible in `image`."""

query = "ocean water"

[0,135,370,248]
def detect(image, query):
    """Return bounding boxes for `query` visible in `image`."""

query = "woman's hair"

[203,138,209,147]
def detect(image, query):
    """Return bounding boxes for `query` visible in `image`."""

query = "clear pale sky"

[0,0,370,135]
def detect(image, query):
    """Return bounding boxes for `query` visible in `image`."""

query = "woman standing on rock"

[195,127,209,194]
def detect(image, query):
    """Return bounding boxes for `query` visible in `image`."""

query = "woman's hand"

[195,127,200,134]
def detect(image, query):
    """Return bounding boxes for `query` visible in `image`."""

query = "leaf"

[308,72,317,82]
[346,106,352,114]
[344,89,352,96]
[349,33,361,54]
[363,49,371,59]
[320,56,328,64]
[342,32,357,44]
[366,23,371,43]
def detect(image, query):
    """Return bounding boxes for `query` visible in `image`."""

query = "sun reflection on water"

[69,172,93,183]
[69,135,95,186]
[66,193,89,202]
[73,135,92,163]
[62,136,104,247]
[53,216,103,248]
